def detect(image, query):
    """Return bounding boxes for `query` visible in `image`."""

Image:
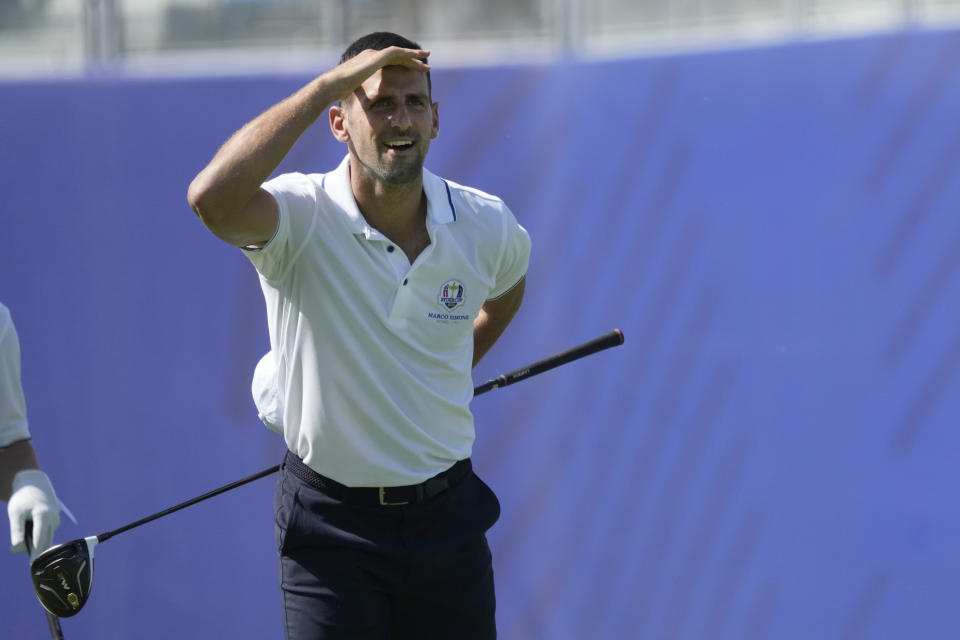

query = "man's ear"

[330,103,350,143]
[431,101,440,140]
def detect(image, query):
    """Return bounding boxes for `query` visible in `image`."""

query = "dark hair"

[340,31,431,97]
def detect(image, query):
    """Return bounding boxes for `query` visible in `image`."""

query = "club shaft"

[42,608,66,639]
[94,329,625,543]
[473,328,625,396]
[25,521,67,639]
[97,464,280,543]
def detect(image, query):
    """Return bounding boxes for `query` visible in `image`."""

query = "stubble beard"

[349,132,427,186]
[374,147,426,185]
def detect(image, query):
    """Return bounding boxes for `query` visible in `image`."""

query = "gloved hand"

[9,469,60,560]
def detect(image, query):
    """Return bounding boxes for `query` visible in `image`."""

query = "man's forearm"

[187,75,337,223]
[473,278,526,368]
[0,439,39,502]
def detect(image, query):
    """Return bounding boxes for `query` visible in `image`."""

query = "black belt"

[283,451,471,506]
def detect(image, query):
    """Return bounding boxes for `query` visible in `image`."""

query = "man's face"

[334,65,439,185]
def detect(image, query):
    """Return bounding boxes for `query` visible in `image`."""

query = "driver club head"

[29,536,99,617]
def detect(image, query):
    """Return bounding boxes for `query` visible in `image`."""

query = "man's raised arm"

[186,47,431,248]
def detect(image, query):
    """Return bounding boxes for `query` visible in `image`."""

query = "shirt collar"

[323,155,457,238]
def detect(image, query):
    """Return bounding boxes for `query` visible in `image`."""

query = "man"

[187,32,530,639]
[0,302,61,561]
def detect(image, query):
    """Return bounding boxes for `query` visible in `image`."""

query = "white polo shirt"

[245,156,530,486]
[0,303,31,449]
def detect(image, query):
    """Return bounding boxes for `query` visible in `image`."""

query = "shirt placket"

[385,227,437,323]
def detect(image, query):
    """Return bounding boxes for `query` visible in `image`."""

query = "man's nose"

[389,104,412,128]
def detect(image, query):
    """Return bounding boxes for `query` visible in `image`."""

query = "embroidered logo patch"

[438,280,466,310]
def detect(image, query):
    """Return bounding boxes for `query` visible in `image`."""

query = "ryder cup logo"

[438,280,466,310]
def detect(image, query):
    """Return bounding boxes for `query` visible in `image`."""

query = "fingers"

[9,469,60,557]
[326,47,432,104]
[8,502,27,554]
[385,47,431,71]
[31,507,59,559]
[360,46,431,73]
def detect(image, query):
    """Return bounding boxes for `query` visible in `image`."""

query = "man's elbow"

[187,176,240,236]
[187,175,217,224]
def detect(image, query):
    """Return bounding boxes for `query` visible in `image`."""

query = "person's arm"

[0,439,39,502]
[473,277,526,368]
[187,46,431,248]
[1,309,60,558]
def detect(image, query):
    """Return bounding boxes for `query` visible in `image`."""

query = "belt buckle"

[378,487,408,506]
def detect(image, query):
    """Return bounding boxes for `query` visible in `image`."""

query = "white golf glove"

[9,469,61,560]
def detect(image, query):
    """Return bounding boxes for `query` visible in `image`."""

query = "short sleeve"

[0,305,31,448]
[489,205,531,300]
[243,172,319,282]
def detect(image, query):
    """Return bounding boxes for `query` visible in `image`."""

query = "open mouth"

[384,139,416,152]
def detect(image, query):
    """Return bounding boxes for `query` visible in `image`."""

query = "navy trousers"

[275,453,501,640]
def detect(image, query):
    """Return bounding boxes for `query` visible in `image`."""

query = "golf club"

[24,520,66,639]
[28,465,278,618]
[29,328,625,618]
[473,328,624,395]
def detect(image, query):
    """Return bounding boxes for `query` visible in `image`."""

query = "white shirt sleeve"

[0,304,31,449]
[243,172,320,282]
[489,204,531,300]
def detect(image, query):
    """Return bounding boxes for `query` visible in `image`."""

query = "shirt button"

[403,279,408,286]
[387,245,395,253]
